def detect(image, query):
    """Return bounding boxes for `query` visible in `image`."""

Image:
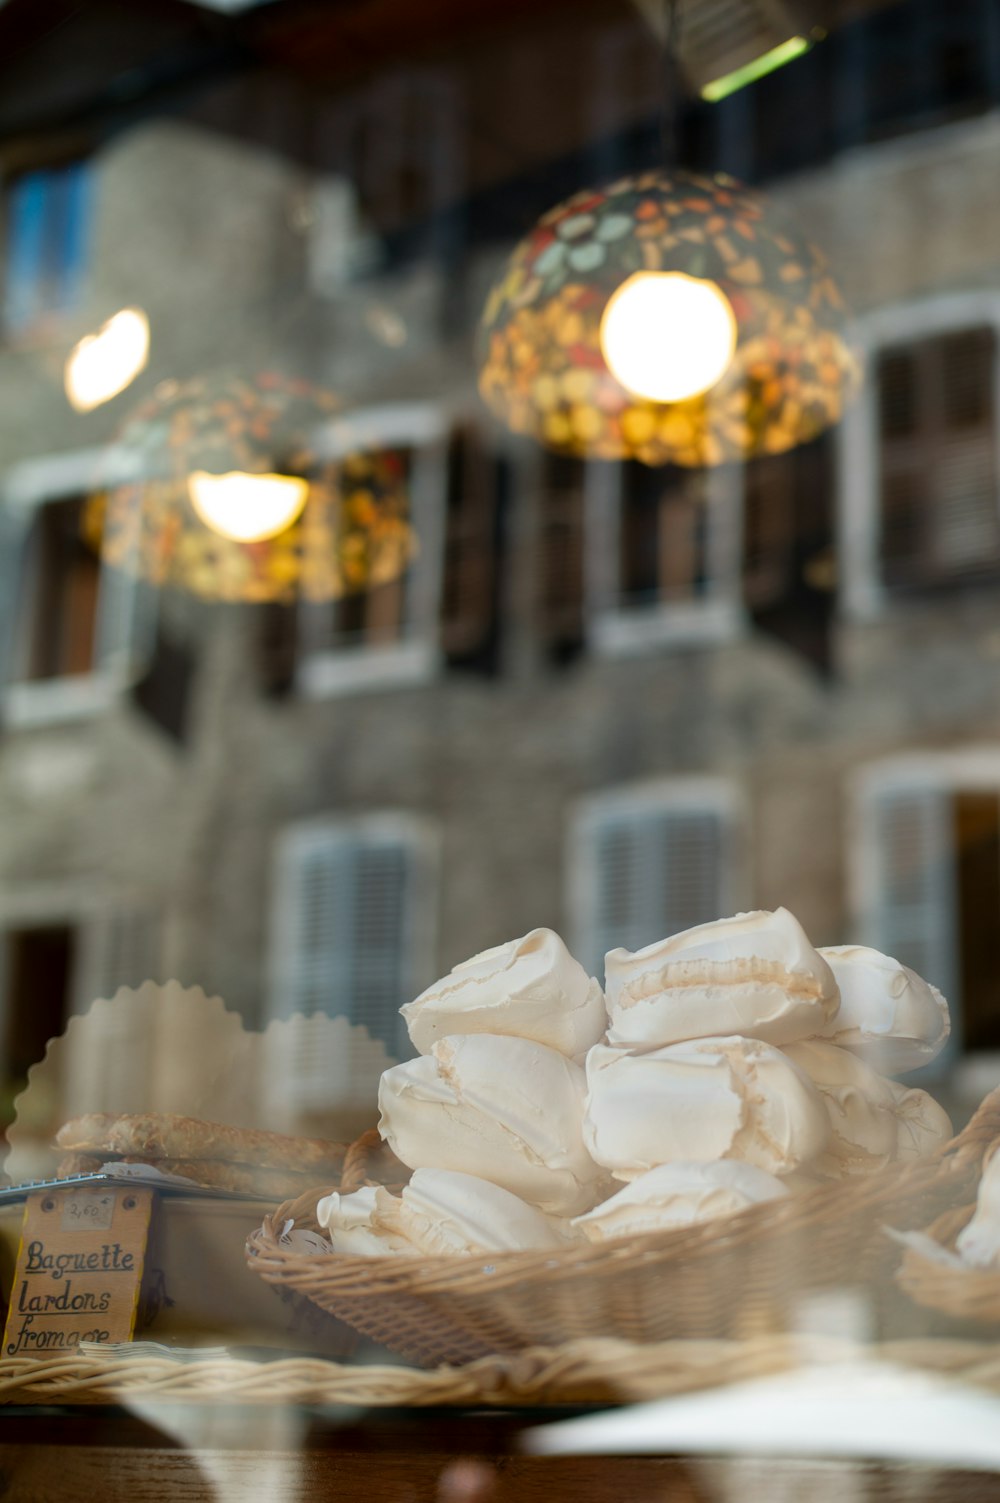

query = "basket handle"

[340,1127,385,1193]
[258,1127,407,1239]
[943,1084,1000,1174]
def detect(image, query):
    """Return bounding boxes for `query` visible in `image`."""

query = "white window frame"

[585,459,746,657]
[1,442,151,728]
[836,290,1000,623]
[849,747,1000,1084]
[566,776,748,969]
[0,883,163,1035]
[294,402,449,698]
[268,809,440,1039]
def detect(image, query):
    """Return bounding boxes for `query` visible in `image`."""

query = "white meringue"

[583,1036,830,1180]
[956,1148,1000,1268]
[572,1161,789,1243]
[401,928,606,1059]
[783,1040,904,1176]
[886,1078,952,1160]
[817,946,950,1074]
[378,1034,607,1216]
[604,908,839,1049]
[314,1186,417,1257]
[380,1168,578,1256]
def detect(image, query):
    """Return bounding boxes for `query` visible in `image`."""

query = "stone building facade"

[1,2,999,1142]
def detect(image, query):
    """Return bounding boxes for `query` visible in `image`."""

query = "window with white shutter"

[269,816,437,1094]
[589,457,743,655]
[295,403,448,698]
[850,757,1000,1061]
[300,449,416,657]
[569,782,743,983]
[877,326,1000,589]
[1,447,158,725]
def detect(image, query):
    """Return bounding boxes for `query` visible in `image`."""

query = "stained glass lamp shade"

[85,371,417,603]
[478,169,859,468]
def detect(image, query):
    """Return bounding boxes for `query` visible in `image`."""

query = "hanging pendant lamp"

[478,0,857,469]
[84,371,417,603]
[478,167,858,468]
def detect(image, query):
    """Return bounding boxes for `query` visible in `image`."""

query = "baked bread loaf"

[55,1112,346,1175]
[57,1152,324,1199]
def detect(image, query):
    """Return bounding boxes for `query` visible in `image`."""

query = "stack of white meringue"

[315,911,954,1258]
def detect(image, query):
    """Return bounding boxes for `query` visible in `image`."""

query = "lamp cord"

[661,0,682,170]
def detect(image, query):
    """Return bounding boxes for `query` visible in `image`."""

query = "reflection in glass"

[64,307,150,413]
[84,371,417,603]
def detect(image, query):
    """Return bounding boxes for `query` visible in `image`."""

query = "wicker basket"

[896,1201,1000,1325]
[247,1088,1000,1370]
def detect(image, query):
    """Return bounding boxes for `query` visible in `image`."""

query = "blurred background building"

[0,0,997,1139]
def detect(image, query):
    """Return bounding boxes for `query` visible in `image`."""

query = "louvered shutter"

[272,832,356,1022]
[860,786,958,1014]
[617,462,711,611]
[352,841,413,1052]
[440,427,503,671]
[743,455,797,611]
[58,910,161,1120]
[71,909,162,1014]
[742,434,835,674]
[576,802,728,982]
[270,823,429,1100]
[879,328,1000,587]
[537,453,585,660]
[253,602,298,698]
[931,331,998,568]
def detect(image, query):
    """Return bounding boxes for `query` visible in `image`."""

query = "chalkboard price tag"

[3,1186,154,1358]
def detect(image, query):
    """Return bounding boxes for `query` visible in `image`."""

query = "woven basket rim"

[6,1335,1000,1409]
[247,1084,1000,1297]
[897,1202,1000,1299]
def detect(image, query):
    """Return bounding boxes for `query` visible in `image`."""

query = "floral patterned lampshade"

[85,371,417,603]
[478,168,859,467]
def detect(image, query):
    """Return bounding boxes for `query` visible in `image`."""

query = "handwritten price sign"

[61,1193,116,1231]
[3,1187,153,1357]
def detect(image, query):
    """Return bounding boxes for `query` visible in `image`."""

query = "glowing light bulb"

[599,271,737,404]
[187,470,309,543]
[64,307,150,412]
